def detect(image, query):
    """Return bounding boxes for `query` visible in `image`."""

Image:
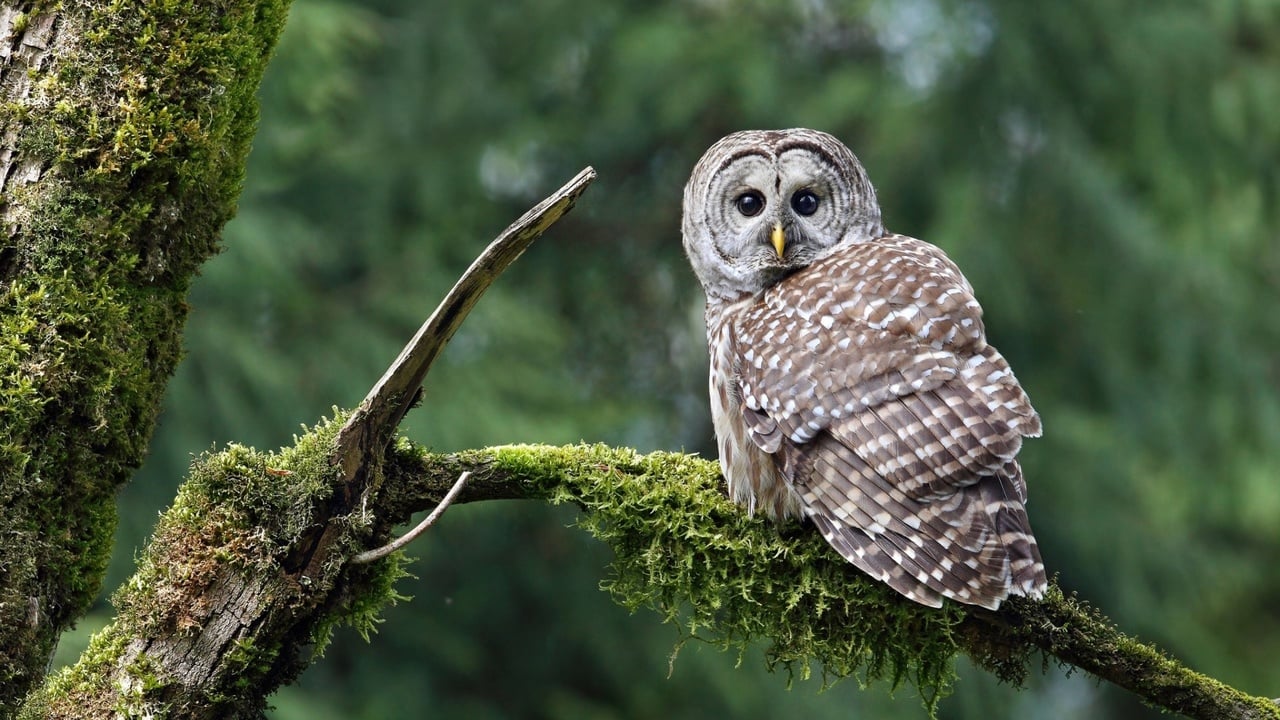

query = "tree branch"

[963,595,1279,720]
[332,166,598,481]
[370,442,1280,720]
[285,166,595,586]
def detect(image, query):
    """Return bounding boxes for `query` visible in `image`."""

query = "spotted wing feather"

[733,235,1046,608]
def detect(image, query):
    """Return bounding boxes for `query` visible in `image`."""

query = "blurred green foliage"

[67,0,1279,717]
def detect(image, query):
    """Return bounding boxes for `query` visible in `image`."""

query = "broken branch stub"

[279,168,594,582]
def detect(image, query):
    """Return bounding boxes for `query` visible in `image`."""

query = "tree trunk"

[0,0,289,711]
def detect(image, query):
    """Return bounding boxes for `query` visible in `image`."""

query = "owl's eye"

[735,191,765,217]
[791,189,820,216]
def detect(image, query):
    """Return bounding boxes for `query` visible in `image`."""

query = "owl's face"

[682,129,884,300]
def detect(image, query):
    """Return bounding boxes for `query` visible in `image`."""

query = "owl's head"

[681,129,884,300]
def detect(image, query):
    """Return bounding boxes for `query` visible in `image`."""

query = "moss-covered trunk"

[0,0,289,710]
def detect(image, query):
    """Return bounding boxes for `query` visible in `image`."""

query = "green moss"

[9,10,29,34]
[18,623,130,719]
[113,415,352,636]
[114,652,169,718]
[1,0,292,709]
[25,412,417,716]
[311,552,413,654]
[482,443,964,713]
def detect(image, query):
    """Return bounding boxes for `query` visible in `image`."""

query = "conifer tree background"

[15,1,1278,718]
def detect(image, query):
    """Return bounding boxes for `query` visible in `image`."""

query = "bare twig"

[351,471,471,564]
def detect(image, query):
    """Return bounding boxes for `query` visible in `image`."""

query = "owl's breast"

[707,312,803,522]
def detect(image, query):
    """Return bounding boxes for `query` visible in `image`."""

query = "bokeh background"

[58,1,1279,718]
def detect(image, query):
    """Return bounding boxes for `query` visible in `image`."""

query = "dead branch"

[334,166,598,480]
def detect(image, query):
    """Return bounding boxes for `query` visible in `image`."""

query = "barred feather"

[707,235,1046,609]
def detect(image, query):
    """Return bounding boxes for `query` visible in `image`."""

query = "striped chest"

[706,308,803,522]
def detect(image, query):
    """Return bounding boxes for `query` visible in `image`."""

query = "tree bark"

[0,0,290,711]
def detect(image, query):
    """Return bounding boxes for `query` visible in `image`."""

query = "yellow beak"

[770,224,786,259]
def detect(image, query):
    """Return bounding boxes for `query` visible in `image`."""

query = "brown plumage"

[683,129,1046,609]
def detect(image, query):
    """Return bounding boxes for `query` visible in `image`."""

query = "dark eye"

[791,189,820,216]
[735,191,765,217]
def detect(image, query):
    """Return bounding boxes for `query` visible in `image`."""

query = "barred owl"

[681,129,1047,610]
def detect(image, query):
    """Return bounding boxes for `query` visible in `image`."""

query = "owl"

[681,129,1046,610]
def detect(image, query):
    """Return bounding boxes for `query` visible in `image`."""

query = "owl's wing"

[733,235,1045,609]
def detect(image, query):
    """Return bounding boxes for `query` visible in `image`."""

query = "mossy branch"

[377,442,1279,720]
[31,435,1276,719]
